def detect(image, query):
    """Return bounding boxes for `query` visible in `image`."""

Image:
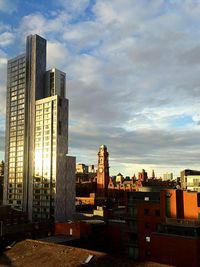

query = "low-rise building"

[126,189,200,267]
[76,163,88,174]
[180,169,200,191]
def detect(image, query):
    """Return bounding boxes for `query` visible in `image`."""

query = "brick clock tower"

[97,145,109,198]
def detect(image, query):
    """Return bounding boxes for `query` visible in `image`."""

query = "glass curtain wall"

[33,98,57,221]
[7,56,26,210]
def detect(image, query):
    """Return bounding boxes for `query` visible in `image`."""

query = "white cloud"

[56,0,90,16]
[17,12,70,42]
[0,32,15,46]
[0,0,18,14]
[1,0,200,175]
[69,54,102,84]
[18,13,47,38]
[47,41,70,69]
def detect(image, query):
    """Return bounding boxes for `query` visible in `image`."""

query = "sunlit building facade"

[4,55,26,210]
[4,34,75,222]
[181,169,200,192]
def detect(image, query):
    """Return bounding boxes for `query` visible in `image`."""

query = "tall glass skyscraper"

[4,35,75,222]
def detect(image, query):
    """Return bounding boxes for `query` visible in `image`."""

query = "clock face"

[99,168,103,173]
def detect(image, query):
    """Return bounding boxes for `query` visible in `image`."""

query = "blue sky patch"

[169,115,193,128]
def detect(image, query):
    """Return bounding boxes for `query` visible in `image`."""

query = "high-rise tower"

[96,145,109,198]
[4,35,75,222]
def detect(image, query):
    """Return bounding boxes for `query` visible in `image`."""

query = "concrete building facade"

[180,169,200,192]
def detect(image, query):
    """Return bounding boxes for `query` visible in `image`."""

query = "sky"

[1,0,200,178]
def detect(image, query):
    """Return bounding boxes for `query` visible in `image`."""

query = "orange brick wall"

[160,189,200,219]
[183,191,200,220]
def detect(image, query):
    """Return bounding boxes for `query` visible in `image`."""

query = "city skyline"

[1,0,200,177]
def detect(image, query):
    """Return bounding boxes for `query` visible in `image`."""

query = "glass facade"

[4,35,74,222]
[33,98,57,221]
[45,68,66,98]
[7,55,26,210]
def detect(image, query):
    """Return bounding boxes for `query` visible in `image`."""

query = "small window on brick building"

[145,222,150,229]
[156,224,161,232]
[144,209,149,215]
[155,209,160,216]
[145,250,151,256]
[145,236,151,242]
[144,197,149,201]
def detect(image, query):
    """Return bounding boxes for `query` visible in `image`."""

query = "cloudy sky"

[1,0,200,177]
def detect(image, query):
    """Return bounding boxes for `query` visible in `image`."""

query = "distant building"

[163,172,173,181]
[151,169,155,179]
[88,164,96,173]
[115,173,124,183]
[3,34,75,222]
[138,169,148,184]
[76,163,88,174]
[76,146,176,208]
[180,169,200,191]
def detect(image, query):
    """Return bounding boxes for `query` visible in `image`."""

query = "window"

[155,209,160,216]
[145,251,151,257]
[144,209,149,215]
[145,222,150,229]
[145,236,150,242]
[11,96,17,101]
[129,207,137,217]
[18,103,24,109]
[36,104,42,110]
[11,101,17,106]
[44,102,50,108]
[18,99,24,104]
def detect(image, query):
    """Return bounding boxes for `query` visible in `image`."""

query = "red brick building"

[126,189,200,267]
